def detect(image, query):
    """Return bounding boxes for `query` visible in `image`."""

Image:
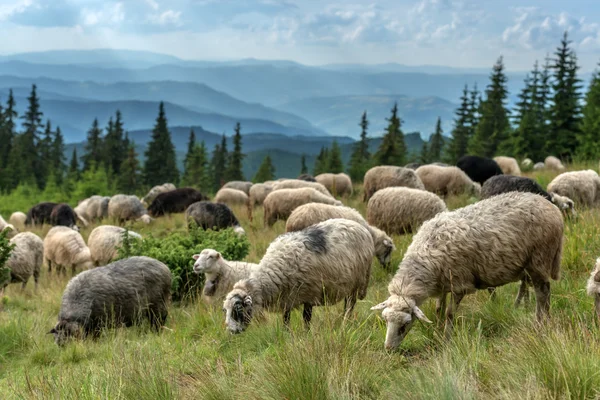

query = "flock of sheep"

[1,156,600,352]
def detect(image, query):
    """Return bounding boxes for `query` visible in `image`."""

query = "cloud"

[81,2,124,27]
[148,10,182,26]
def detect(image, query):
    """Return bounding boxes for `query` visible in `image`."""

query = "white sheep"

[8,212,27,231]
[415,165,481,196]
[88,225,142,267]
[1,232,43,293]
[371,192,563,350]
[108,194,152,224]
[493,156,521,176]
[545,156,566,171]
[222,181,253,195]
[214,188,249,207]
[587,258,600,319]
[315,173,353,197]
[141,183,176,207]
[363,166,426,202]
[262,187,342,226]
[533,162,545,170]
[547,170,600,207]
[271,179,332,197]
[44,226,94,275]
[0,214,16,238]
[223,219,375,333]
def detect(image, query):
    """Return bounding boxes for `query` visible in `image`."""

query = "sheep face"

[550,193,576,219]
[49,320,82,346]
[223,288,254,334]
[192,249,221,274]
[371,295,431,350]
[377,239,395,268]
[138,215,153,224]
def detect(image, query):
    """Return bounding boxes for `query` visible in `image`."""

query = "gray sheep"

[214,188,249,207]
[371,192,563,350]
[49,256,171,346]
[363,166,426,202]
[547,170,600,207]
[88,225,142,267]
[185,201,245,235]
[108,194,152,224]
[223,181,253,195]
[223,219,375,333]
[262,187,342,226]
[1,232,43,293]
[271,179,332,197]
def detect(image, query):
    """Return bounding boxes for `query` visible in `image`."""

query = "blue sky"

[1,0,599,71]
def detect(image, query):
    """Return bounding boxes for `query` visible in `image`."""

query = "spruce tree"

[118,143,141,193]
[508,73,536,158]
[38,120,54,188]
[348,111,371,181]
[467,83,481,134]
[300,154,308,175]
[104,111,126,174]
[446,86,471,162]
[226,122,245,181]
[577,65,600,159]
[185,142,210,191]
[144,102,179,186]
[328,140,344,173]
[375,102,406,165]
[533,58,552,160]
[68,148,80,180]
[52,126,66,185]
[313,147,330,175]
[419,141,430,164]
[21,84,44,188]
[210,142,226,192]
[182,128,197,186]
[82,118,104,171]
[253,155,276,183]
[429,117,444,161]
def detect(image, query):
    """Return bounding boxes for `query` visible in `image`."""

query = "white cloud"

[149,10,182,26]
[0,0,33,21]
[144,0,159,11]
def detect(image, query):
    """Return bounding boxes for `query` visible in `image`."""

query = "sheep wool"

[493,156,521,176]
[271,179,332,197]
[108,194,152,224]
[141,183,176,206]
[88,225,142,267]
[262,187,342,226]
[214,188,249,207]
[547,170,600,207]
[545,156,566,171]
[2,232,43,292]
[586,258,600,319]
[185,201,245,235]
[315,173,353,197]
[223,181,253,195]
[0,214,16,237]
[363,166,426,202]
[415,165,481,196]
[8,212,27,231]
[44,226,94,275]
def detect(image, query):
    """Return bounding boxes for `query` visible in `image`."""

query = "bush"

[117,227,250,301]
[0,229,15,289]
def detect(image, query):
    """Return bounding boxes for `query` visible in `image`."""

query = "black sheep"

[25,202,58,226]
[185,201,245,234]
[147,188,208,217]
[456,155,503,185]
[50,203,80,230]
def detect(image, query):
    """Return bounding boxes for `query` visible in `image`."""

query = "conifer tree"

[210,142,226,192]
[118,143,141,193]
[182,128,197,185]
[226,123,245,181]
[104,111,127,174]
[446,86,471,162]
[253,155,276,183]
[82,118,104,171]
[143,102,179,186]
[21,84,44,188]
[508,73,536,158]
[68,148,80,181]
[52,126,66,185]
[419,141,430,164]
[38,120,54,187]
[577,64,600,159]
[429,117,444,161]
[328,140,344,173]
[533,58,552,160]
[348,111,371,181]
[185,142,210,191]
[313,147,330,175]
[375,102,406,165]
[300,154,308,175]
[467,84,481,133]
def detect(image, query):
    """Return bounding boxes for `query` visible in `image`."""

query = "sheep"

[297,174,317,182]
[86,196,110,221]
[74,198,91,224]
[49,256,171,346]
[185,201,245,235]
[404,163,421,170]
[367,187,448,234]
[50,203,82,231]
[148,188,208,217]
[88,225,142,267]
[363,166,426,202]
[1,232,43,293]
[371,192,563,350]
[586,258,600,319]
[192,249,258,303]
[415,165,481,196]
[248,182,273,214]
[25,202,56,226]
[545,156,566,171]
[9,212,26,231]
[223,219,375,333]
[108,194,152,224]
[263,187,342,227]
[214,188,249,207]
[315,173,353,197]
[533,162,545,170]
[0,214,16,237]
[285,203,396,268]
[521,158,533,169]
[481,175,576,218]
[271,179,332,197]
[493,156,521,176]
[456,155,503,185]
[44,226,94,275]
[547,170,600,207]
[141,183,176,207]
[223,181,253,195]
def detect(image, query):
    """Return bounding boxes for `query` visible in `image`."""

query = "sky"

[1,0,600,71]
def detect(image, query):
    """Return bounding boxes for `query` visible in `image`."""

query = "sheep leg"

[444,292,465,340]
[532,279,551,322]
[595,295,600,321]
[303,304,313,329]
[21,280,27,292]
[47,259,52,274]
[514,279,529,308]
[435,294,447,326]
[33,269,39,292]
[488,287,497,300]
[283,308,291,329]
[71,264,77,276]
[343,292,357,319]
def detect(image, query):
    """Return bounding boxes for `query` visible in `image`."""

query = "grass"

[2,167,600,399]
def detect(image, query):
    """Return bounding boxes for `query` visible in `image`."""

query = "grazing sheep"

[86,196,110,221]
[404,163,421,170]
[74,198,91,224]
[481,175,576,218]
[248,182,273,208]
[547,170,600,207]
[271,179,332,197]
[192,249,258,303]
[214,188,249,207]
[533,162,545,170]
[49,256,171,346]
[367,187,448,234]
[494,156,521,176]
[9,212,27,230]
[586,258,600,319]
[363,166,426,202]
[456,155,503,185]
[141,183,176,207]
[223,181,253,195]
[148,188,208,217]
[2,232,43,292]
[371,192,563,350]
[185,201,245,235]
[545,156,566,171]
[44,226,94,275]
[521,158,533,169]
[415,165,481,196]
[297,174,317,182]
[285,203,396,268]
[0,214,16,237]
[263,187,342,226]
[50,203,81,231]
[88,225,142,267]
[315,173,353,197]
[223,219,375,333]
[108,194,152,224]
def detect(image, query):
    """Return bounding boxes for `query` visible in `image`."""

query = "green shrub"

[0,229,15,288]
[117,227,250,301]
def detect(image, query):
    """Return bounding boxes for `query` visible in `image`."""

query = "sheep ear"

[384,239,393,247]
[370,301,388,311]
[192,254,200,261]
[413,306,432,324]
[243,295,252,307]
[215,253,221,259]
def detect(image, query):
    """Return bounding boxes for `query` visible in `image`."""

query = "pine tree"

[182,128,197,185]
[508,73,536,158]
[21,84,44,188]
[328,140,344,173]
[38,120,54,188]
[300,154,308,175]
[82,118,104,171]
[446,86,471,162]
[533,58,552,160]
[547,32,583,160]
[143,102,179,186]
[313,147,330,175]
[429,117,444,161]
[104,111,127,174]
[118,143,141,193]
[253,155,276,183]
[375,102,406,165]
[210,142,226,192]
[348,111,371,181]
[419,141,430,164]
[184,142,210,191]
[68,148,80,181]
[577,64,600,159]
[468,57,511,157]
[226,122,245,181]
[51,126,66,185]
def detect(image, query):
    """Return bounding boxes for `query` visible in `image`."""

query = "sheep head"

[233,225,246,236]
[371,295,431,350]
[223,281,255,334]
[369,226,396,269]
[49,320,83,346]
[550,193,577,220]
[192,249,221,274]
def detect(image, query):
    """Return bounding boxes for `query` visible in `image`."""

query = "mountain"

[277,94,457,139]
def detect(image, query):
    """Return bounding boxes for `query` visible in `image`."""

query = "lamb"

[481,175,576,218]
[0,214,16,237]
[192,249,258,303]
[44,226,94,275]
[148,188,208,217]
[363,166,426,202]
[88,225,142,267]
[367,187,448,234]
[271,179,332,197]
[141,183,176,207]
[49,256,171,346]
[223,219,375,333]
[1,232,43,293]
[415,165,481,196]
[371,192,563,350]
[285,203,396,268]
[297,174,317,182]
[493,156,521,176]
[222,181,253,195]
[108,194,152,224]
[9,212,26,231]
[547,170,600,207]
[185,201,245,235]
[545,156,566,171]
[586,258,600,319]
[315,173,353,197]
[262,187,342,226]
[214,188,249,207]
[456,155,503,185]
